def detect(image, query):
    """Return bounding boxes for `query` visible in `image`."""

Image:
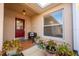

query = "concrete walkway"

[22,45,45,56]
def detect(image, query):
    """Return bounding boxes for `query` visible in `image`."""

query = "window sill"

[42,36,64,42]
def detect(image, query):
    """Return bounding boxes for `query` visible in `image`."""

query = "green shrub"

[3,39,21,53]
[56,43,76,56]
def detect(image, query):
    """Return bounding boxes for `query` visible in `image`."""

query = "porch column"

[73,4,79,54]
[0,3,4,51]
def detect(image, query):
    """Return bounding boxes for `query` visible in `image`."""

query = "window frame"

[43,8,64,40]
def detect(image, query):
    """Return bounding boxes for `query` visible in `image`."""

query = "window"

[44,9,63,38]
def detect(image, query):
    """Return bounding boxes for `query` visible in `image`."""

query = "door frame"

[15,18,25,38]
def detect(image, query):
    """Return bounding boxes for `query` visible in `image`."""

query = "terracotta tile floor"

[20,40,35,50]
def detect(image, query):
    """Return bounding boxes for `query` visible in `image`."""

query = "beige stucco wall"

[0,3,4,51]
[31,4,73,48]
[4,8,31,41]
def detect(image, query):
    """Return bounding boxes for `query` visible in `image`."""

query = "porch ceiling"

[4,3,60,17]
[24,3,60,14]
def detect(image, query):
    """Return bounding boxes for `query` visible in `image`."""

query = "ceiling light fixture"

[38,3,51,8]
[22,10,26,15]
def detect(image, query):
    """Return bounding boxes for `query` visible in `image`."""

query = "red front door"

[15,18,25,38]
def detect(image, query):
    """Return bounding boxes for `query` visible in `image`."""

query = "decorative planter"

[6,48,17,56]
[45,51,57,56]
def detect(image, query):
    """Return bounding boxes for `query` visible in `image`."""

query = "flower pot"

[45,51,57,56]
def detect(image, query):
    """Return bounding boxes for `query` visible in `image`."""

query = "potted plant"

[56,43,76,56]
[38,40,46,49]
[2,40,11,55]
[3,40,11,51]
[34,36,40,44]
[10,39,20,48]
[45,40,57,55]
[2,39,22,56]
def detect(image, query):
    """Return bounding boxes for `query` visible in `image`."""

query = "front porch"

[0,3,79,56]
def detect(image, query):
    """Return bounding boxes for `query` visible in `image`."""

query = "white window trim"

[42,8,65,42]
[44,24,61,27]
